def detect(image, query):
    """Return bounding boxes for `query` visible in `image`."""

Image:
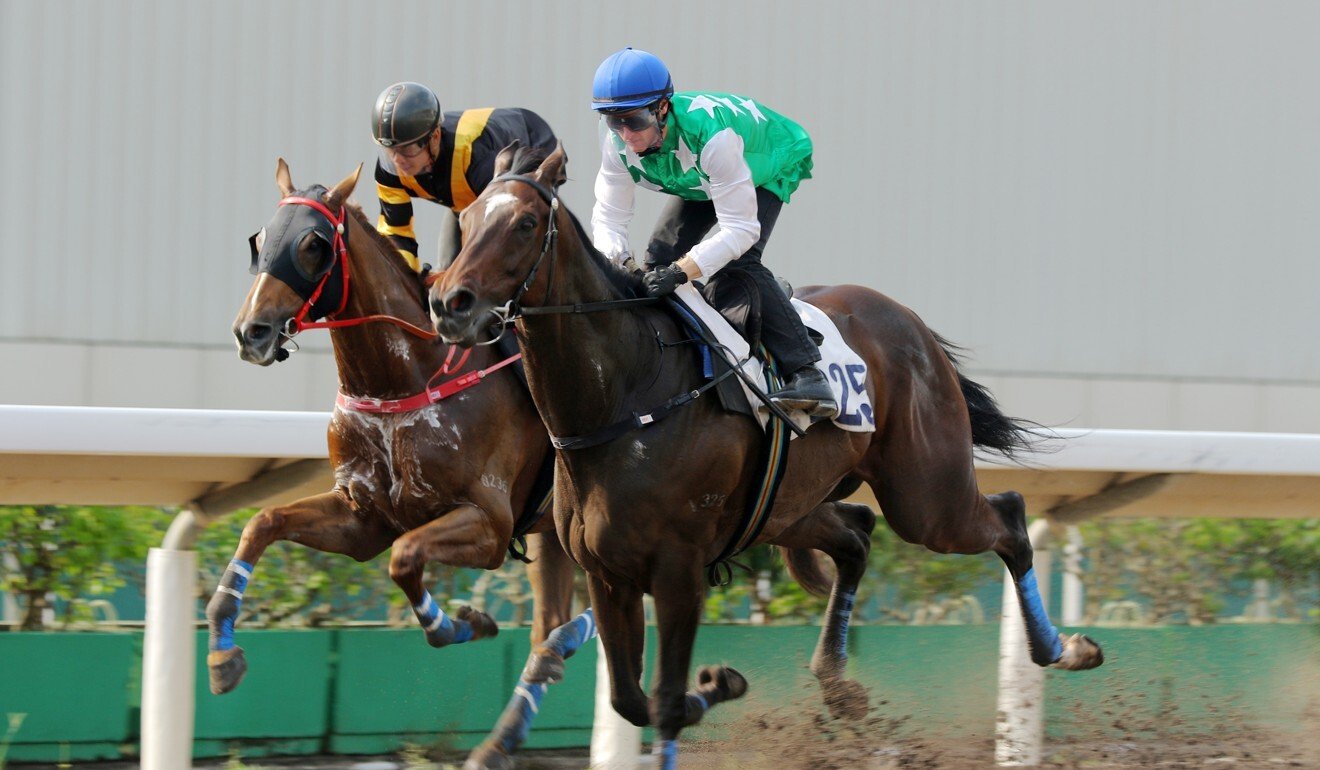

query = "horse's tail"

[779,546,832,598]
[934,332,1049,460]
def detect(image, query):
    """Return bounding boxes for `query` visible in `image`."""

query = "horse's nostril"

[443,288,476,316]
[244,322,273,345]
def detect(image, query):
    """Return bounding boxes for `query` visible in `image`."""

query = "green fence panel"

[0,631,136,762]
[849,625,1000,736]
[189,629,335,759]
[328,627,522,754]
[3,623,1315,763]
[1044,624,1320,740]
[680,625,1002,742]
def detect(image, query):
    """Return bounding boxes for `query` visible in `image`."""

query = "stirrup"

[770,393,838,419]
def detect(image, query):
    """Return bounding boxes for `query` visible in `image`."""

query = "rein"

[487,174,749,449]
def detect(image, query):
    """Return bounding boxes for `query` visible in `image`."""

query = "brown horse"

[429,144,1104,767]
[216,159,593,770]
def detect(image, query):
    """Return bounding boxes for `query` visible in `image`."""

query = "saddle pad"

[671,284,877,434]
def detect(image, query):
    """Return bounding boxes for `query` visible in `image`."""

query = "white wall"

[2,1,1317,429]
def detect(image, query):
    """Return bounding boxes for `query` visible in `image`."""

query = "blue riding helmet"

[591,48,673,112]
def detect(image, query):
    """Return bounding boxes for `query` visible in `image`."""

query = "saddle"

[666,275,876,435]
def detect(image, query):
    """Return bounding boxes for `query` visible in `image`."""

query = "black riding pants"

[644,187,820,374]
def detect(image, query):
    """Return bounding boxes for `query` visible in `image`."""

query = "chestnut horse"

[429,144,1104,768]
[216,159,593,769]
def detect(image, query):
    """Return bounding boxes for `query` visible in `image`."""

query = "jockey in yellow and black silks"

[372,82,561,271]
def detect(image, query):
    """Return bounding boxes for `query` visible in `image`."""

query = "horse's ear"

[493,140,523,178]
[325,163,363,209]
[276,157,295,197]
[534,142,569,189]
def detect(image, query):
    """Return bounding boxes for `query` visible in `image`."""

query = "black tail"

[934,333,1052,460]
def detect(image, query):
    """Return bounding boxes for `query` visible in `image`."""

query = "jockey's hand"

[642,263,689,297]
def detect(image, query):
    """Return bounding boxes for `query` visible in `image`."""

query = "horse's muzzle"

[429,287,489,347]
[234,320,280,366]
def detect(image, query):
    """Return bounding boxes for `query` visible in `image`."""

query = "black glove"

[642,263,689,297]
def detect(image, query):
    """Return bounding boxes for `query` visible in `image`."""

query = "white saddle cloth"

[672,283,877,435]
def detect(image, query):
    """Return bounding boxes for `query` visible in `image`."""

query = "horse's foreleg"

[204,491,393,695]
[648,556,745,770]
[989,492,1104,670]
[388,503,507,648]
[772,501,875,720]
[587,572,649,728]
[466,534,590,770]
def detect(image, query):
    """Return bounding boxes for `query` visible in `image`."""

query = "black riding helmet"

[371,82,441,147]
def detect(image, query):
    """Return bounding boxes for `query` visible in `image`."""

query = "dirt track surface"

[18,725,1314,770]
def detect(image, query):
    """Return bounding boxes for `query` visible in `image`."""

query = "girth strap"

[704,346,794,586]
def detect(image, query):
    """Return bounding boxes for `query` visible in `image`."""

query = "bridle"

[254,193,485,391]
[475,174,658,339]
[273,195,439,345]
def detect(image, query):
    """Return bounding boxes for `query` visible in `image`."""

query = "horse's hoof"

[463,740,513,770]
[522,647,566,684]
[822,678,869,721]
[1051,633,1105,671]
[697,664,748,701]
[207,646,248,695]
[456,605,499,640]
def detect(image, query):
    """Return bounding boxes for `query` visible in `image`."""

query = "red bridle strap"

[276,195,439,340]
[336,351,520,414]
[279,195,352,330]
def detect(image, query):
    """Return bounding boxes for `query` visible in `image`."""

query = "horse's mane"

[344,202,420,276]
[564,208,647,298]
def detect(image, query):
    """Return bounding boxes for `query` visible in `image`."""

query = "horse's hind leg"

[648,556,748,770]
[204,491,394,694]
[388,503,508,648]
[771,500,876,720]
[988,491,1103,670]
[467,533,594,770]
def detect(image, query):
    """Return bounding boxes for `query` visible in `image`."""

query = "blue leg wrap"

[1017,568,1063,664]
[833,589,856,658]
[494,680,547,753]
[484,609,597,756]
[414,592,474,646]
[211,559,253,652]
[687,692,709,715]
[654,738,679,770]
[542,608,597,659]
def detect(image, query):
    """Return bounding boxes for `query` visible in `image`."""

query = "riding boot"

[770,365,838,418]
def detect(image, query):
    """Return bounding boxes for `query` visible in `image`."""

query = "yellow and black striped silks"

[374,107,558,271]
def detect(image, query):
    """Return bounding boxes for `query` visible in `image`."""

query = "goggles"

[602,108,660,134]
[385,135,431,159]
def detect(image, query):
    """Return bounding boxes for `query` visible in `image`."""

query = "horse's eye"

[517,216,536,232]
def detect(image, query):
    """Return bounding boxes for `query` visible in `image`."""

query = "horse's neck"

[329,223,452,399]
[517,229,667,438]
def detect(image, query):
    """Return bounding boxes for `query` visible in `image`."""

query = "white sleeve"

[590,138,635,262]
[687,128,761,278]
